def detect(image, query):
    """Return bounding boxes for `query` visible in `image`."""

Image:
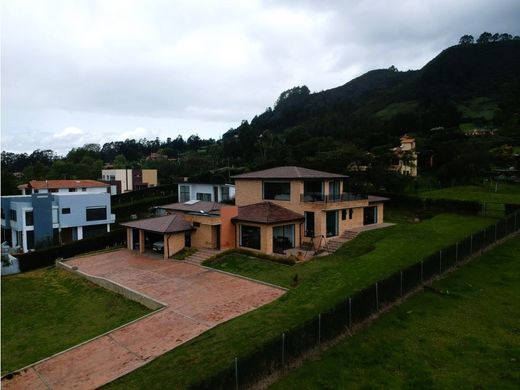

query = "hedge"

[16,229,126,273]
[374,192,481,215]
[111,184,178,205]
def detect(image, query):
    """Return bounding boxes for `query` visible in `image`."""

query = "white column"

[77,226,83,240]
[107,224,111,232]
[22,230,28,252]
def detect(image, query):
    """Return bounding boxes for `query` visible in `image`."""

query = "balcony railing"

[300,192,368,203]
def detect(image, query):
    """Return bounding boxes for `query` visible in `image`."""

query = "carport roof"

[121,214,192,234]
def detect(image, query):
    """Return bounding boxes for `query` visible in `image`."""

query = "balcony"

[300,192,368,203]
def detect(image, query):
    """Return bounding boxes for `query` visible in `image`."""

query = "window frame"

[263,181,291,201]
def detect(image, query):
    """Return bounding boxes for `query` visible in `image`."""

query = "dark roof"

[368,195,390,203]
[232,202,304,225]
[121,214,192,234]
[18,180,109,190]
[158,201,224,214]
[231,166,348,180]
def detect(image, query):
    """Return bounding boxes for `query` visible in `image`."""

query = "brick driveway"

[3,249,284,390]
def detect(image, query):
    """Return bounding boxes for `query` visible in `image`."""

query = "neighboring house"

[101,169,158,194]
[1,181,115,252]
[18,179,111,195]
[177,182,235,203]
[390,135,418,177]
[122,166,387,258]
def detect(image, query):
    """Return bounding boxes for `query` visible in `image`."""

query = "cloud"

[53,126,85,138]
[1,0,520,154]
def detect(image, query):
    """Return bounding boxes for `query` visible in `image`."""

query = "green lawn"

[1,268,150,375]
[272,234,520,389]
[420,183,520,205]
[105,214,496,389]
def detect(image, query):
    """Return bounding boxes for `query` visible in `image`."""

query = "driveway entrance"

[3,249,284,390]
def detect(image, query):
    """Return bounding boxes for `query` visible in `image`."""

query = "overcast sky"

[2,0,520,155]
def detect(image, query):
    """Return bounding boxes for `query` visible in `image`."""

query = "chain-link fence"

[189,210,520,390]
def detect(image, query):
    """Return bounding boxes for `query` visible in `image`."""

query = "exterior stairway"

[184,248,221,266]
[325,230,359,254]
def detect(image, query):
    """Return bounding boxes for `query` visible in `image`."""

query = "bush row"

[375,192,482,215]
[111,184,178,205]
[16,229,126,272]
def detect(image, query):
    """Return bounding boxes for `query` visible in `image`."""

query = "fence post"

[375,282,379,312]
[235,357,238,390]
[420,260,424,283]
[348,298,352,329]
[281,333,285,367]
[439,250,442,273]
[400,271,403,297]
[318,313,321,345]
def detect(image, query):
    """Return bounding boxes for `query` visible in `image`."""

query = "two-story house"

[1,180,115,252]
[121,166,386,258]
[101,169,158,194]
[231,166,386,253]
[390,135,418,177]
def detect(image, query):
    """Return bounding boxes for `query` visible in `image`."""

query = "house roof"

[121,214,192,234]
[18,180,109,190]
[400,135,415,143]
[231,166,348,180]
[232,202,304,225]
[367,195,390,203]
[158,200,224,214]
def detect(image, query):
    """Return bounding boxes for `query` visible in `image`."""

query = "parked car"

[152,241,164,253]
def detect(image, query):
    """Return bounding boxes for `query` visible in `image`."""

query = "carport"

[121,214,193,259]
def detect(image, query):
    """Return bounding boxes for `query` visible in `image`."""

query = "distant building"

[2,181,115,252]
[101,169,158,194]
[177,182,236,203]
[390,135,418,177]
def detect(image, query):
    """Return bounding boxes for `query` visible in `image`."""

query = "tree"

[1,167,19,195]
[274,86,310,109]
[477,32,492,44]
[113,154,129,169]
[499,33,513,41]
[459,35,474,45]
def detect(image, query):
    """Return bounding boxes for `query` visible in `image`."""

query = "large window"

[263,181,290,201]
[62,208,71,214]
[303,181,323,201]
[222,186,230,201]
[86,207,107,221]
[180,185,190,202]
[1,208,4,219]
[25,211,34,226]
[196,193,211,201]
[240,225,261,250]
[10,209,17,222]
[273,224,295,253]
[326,210,339,237]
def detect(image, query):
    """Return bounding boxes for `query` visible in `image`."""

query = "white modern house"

[2,180,115,252]
[177,182,235,203]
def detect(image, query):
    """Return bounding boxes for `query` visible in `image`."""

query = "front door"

[363,206,378,225]
[213,186,219,202]
[305,211,315,237]
[185,231,191,247]
[215,225,221,250]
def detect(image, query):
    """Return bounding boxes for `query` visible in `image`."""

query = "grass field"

[1,268,150,375]
[105,214,496,388]
[271,234,520,389]
[420,183,520,206]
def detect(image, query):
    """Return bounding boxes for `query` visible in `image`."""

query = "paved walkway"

[3,249,284,390]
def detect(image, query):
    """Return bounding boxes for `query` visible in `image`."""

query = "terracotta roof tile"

[19,180,109,190]
[231,166,347,180]
[121,214,192,233]
[232,202,304,224]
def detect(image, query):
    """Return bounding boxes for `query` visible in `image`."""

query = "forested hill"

[223,40,520,153]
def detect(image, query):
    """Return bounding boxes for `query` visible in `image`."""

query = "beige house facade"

[122,166,387,257]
